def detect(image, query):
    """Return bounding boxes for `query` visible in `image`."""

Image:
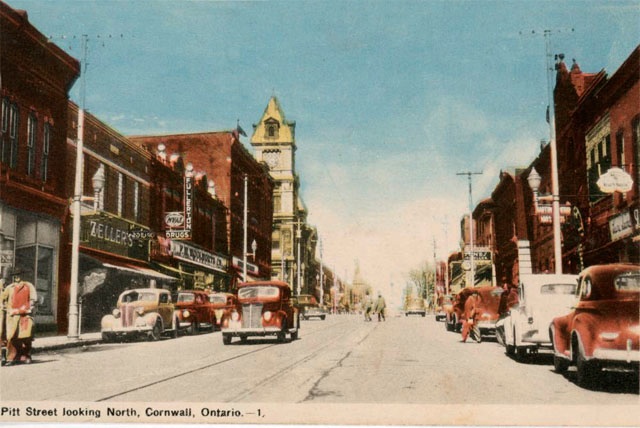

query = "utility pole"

[457,171,482,288]
[296,218,301,297]
[521,27,574,274]
[242,174,248,282]
[319,238,324,306]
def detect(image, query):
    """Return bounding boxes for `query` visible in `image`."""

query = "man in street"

[375,292,386,322]
[363,291,373,321]
[1,267,37,366]
[461,289,481,343]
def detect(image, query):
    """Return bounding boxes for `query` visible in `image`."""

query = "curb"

[32,338,103,353]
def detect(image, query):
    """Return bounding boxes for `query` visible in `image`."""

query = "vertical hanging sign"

[184,174,193,231]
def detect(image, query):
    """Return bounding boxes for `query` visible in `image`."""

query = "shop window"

[41,123,51,182]
[27,112,37,176]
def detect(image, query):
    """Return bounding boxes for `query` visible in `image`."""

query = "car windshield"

[122,291,157,303]
[177,292,195,303]
[615,272,640,291]
[209,295,227,304]
[540,283,576,294]
[238,286,279,299]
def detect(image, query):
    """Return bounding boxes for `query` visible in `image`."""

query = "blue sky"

[9,0,639,306]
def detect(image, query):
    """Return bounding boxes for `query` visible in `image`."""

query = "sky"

[8,0,639,308]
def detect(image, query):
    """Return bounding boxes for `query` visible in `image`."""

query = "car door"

[158,292,173,327]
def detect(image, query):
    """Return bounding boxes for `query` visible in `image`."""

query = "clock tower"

[251,97,305,284]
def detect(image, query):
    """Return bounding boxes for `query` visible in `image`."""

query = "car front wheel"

[149,320,162,341]
[553,355,569,373]
[222,334,232,345]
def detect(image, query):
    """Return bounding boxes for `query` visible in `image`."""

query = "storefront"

[151,237,230,292]
[0,203,61,327]
[75,213,177,332]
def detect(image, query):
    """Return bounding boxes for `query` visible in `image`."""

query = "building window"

[41,123,51,182]
[586,116,611,203]
[273,195,281,213]
[117,172,124,216]
[634,118,640,193]
[1,100,19,168]
[26,112,37,176]
[133,181,140,221]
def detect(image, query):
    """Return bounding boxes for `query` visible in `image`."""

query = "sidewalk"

[30,332,103,353]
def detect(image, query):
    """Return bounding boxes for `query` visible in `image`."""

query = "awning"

[102,262,177,281]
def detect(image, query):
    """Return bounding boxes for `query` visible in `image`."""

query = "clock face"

[264,151,280,169]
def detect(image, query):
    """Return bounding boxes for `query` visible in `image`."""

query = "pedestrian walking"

[461,290,481,343]
[363,292,373,322]
[375,292,386,322]
[1,267,37,366]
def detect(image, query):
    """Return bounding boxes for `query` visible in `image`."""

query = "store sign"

[232,256,259,275]
[80,215,149,261]
[0,250,13,265]
[184,175,193,231]
[463,247,492,263]
[597,167,634,193]
[164,212,185,228]
[171,240,228,272]
[609,210,634,242]
[165,230,192,240]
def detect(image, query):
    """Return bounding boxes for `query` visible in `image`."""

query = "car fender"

[571,315,596,359]
[144,312,163,330]
[101,314,116,330]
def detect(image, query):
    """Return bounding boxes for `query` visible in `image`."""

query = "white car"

[498,274,577,360]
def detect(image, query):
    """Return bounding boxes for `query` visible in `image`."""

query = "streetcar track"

[96,317,357,402]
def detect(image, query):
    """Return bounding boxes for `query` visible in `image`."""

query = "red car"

[221,281,300,345]
[445,286,501,334]
[208,292,237,331]
[551,264,640,387]
[175,290,216,334]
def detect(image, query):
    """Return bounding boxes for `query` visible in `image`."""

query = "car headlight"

[231,311,239,321]
[112,309,121,318]
[183,310,190,318]
[600,332,620,341]
[136,307,145,316]
[263,311,272,321]
[482,313,491,319]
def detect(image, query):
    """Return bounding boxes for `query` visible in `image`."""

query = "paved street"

[1,314,637,405]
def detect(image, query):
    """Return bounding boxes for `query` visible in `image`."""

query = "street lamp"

[91,164,105,212]
[296,219,302,297]
[527,166,563,273]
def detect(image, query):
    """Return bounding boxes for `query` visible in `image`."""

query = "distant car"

[175,290,216,334]
[101,288,179,342]
[221,281,300,345]
[301,304,327,320]
[404,297,426,317]
[498,274,577,359]
[551,264,640,387]
[208,292,238,331]
[435,295,452,322]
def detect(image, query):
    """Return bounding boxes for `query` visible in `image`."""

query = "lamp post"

[319,238,323,306]
[91,165,105,213]
[242,174,248,282]
[457,171,482,287]
[296,219,302,297]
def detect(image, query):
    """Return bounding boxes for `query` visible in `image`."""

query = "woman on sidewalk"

[1,267,37,366]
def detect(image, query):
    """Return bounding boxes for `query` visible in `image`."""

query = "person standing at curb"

[375,292,386,322]
[1,267,37,366]
[461,289,481,343]
[363,291,373,322]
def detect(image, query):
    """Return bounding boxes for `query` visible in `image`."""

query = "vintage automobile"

[445,291,465,332]
[473,285,503,335]
[101,288,179,342]
[445,286,501,334]
[497,274,577,359]
[221,281,300,344]
[175,289,216,334]
[550,264,640,387]
[435,295,452,322]
[404,296,426,317]
[301,304,327,320]
[208,292,238,331]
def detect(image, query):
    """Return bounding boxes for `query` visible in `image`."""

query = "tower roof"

[251,96,296,145]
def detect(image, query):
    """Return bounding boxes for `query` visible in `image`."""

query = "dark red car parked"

[551,264,640,387]
[175,289,216,334]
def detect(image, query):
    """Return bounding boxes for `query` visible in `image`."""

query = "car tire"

[321,315,326,320]
[149,320,162,341]
[172,317,179,339]
[515,346,527,361]
[277,319,287,343]
[553,355,569,373]
[222,334,232,345]
[240,335,248,343]
[101,332,112,343]
[576,340,599,388]
[291,328,298,341]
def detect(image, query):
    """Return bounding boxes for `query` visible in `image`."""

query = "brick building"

[0,3,79,333]
[130,131,274,285]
